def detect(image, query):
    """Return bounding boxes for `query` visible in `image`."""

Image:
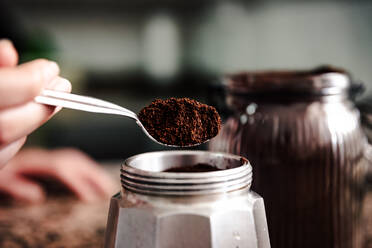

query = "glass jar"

[104,150,270,248]
[209,68,370,248]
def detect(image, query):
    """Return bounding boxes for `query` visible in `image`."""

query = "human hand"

[0,148,117,204]
[0,39,71,168]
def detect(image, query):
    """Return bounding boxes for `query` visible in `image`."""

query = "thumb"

[0,176,45,204]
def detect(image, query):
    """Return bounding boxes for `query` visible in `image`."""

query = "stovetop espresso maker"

[104,150,270,248]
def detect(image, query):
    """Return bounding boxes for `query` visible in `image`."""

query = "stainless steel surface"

[104,150,270,248]
[210,68,371,248]
[34,89,201,147]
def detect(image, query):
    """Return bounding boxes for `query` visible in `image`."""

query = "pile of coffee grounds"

[164,163,221,173]
[138,98,221,146]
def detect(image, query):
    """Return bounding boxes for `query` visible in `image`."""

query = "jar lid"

[223,66,350,96]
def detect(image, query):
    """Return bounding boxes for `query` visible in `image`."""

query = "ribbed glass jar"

[209,68,370,248]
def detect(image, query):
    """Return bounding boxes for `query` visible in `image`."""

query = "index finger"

[0,59,59,108]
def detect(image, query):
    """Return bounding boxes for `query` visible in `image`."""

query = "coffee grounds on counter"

[164,163,221,173]
[138,98,221,146]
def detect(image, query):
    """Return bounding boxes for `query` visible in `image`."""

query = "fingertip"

[16,190,46,204]
[44,61,60,83]
[62,78,72,93]
[30,59,59,85]
[0,39,12,44]
[45,77,72,117]
[0,39,13,46]
[8,178,46,204]
[0,39,18,67]
[24,58,60,82]
[85,173,117,198]
[24,186,46,204]
[101,178,117,196]
[47,77,72,93]
[74,187,101,203]
[22,59,60,97]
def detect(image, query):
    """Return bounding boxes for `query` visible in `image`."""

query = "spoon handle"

[35,90,138,120]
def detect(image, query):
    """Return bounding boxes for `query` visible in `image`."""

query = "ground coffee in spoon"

[138,98,221,146]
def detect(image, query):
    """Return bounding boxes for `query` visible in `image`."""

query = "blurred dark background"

[1,0,372,160]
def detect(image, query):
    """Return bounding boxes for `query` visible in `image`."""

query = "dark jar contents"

[209,67,371,248]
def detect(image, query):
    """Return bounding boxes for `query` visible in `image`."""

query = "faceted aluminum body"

[104,150,270,248]
[105,189,269,248]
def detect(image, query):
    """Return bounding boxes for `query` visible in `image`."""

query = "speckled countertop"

[0,164,120,248]
[0,199,110,248]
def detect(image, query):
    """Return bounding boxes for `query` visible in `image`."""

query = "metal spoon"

[34,89,203,147]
